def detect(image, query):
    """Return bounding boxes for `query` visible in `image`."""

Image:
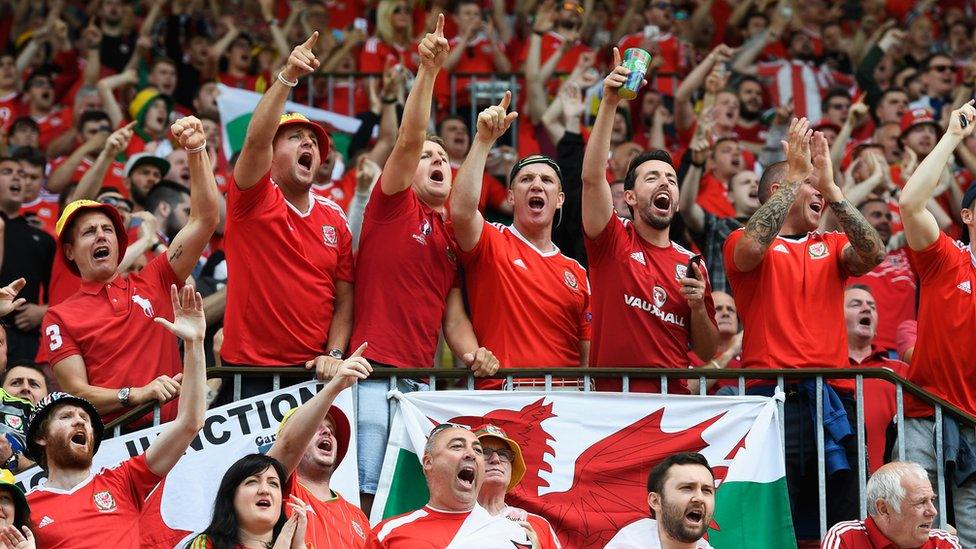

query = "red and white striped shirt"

[756,60,853,121]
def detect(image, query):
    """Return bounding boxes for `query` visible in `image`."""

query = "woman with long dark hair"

[189,454,308,549]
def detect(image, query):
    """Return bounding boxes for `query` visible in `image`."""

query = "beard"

[660,497,710,543]
[638,203,675,230]
[46,432,94,470]
[739,105,761,121]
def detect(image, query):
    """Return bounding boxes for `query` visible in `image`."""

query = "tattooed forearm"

[168,244,183,264]
[829,199,885,275]
[743,181,801,248]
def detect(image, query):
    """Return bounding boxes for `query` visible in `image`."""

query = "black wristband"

[690,161,705,168]
[532,30,545,36]
[382,97,398,104]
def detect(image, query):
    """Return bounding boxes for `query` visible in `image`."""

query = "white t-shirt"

[604,518,715,549]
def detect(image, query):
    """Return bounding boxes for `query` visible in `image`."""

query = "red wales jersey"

[20,194,60,237]
[286,479,375,548]
[350,183,460,367]
[222,172,354,366]
[35,107,72,150]
[38,254,181,423]
[459,222,591,371]
[724,230,851,373]
[823,517,960,548]
[586,216,716,393]
[27,454,162,549]
[905,233,976,417]
[372,505,533,548]
[0,91,19,129]
[848,248,917,350]
[846,350,908,472]
[47,155,128,197]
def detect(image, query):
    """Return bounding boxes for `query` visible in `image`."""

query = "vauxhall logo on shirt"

[623,286,686,327]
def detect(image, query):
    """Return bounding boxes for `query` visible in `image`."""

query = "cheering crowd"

[2,0,976,546]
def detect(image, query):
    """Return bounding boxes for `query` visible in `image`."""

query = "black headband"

[508,155,562,187]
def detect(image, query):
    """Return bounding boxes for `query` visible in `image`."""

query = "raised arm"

[166,117,220,281]
[678,139,710,234]
[443,288,500,377]
[674,45,731,133]
[269,343,371,475]
[810,131,885,276]
[234,32,320,191]
[900,101,976,251]
[381,15,449,196]
[732,118,812,272]
[96,69,138,128]
[581,48,633,239]
[144,285,208,476]
[451,91,517,251]
[68,123,134,202]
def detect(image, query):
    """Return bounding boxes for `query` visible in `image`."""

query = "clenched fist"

[171,116,206,151]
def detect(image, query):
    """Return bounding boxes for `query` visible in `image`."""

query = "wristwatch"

[118,387,132,407]
[328,349,343,360]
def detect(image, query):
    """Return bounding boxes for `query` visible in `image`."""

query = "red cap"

[899,107,939,136]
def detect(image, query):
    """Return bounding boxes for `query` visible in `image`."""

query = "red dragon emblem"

[447,398,730,548]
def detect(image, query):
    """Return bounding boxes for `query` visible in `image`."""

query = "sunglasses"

[651,2,674,10]
[828,103,849,110]
[562,2,584,14]
[428,422,471,439]
[930,64,953,73]
[484,447,515,463]
[393,5,411,14]
[100,196,133,213]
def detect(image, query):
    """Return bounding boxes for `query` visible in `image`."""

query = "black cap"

[508,155,563,187]
[962,182,976,210]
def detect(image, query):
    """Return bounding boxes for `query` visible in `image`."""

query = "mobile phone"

[353,17,368,32]
[686,255,703,278]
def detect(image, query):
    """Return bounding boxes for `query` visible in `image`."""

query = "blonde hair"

[376,0,413,47]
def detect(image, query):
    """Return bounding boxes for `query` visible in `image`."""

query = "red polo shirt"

[847,348,908,472]
[38,254,182,424]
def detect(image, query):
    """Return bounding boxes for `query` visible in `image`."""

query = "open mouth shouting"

[297,151,314,172]
[255,497,273,510]
[809,200,824,217]
[7,183,21,197]
[70,429,88,449]
[684,506,706,530]
[651,190,672,214]
[430,168,445,184]
[456,465,476,490]
[527,195,546,212]
[93,245,112,261]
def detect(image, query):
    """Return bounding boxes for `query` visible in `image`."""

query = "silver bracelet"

[277,71,299,87]
[185,141,207,153]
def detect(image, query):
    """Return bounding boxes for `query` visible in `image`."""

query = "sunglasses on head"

[428,422,471,439]
[100,196,133,212]
[562,2,584,14]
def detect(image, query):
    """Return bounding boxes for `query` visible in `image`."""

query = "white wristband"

[277,71,299,87]
[185,141,207,153]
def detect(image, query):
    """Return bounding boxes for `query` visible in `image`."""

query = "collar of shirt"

[80,273,126,295]
[864,516,900,549]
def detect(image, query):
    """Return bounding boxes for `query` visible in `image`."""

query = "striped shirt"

[756,60,854,121]
[822,517,960,548]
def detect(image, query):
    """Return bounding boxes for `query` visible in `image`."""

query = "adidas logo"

[630,251,646,265]
[513,259,527,270]
[38,516,53,528]
[958,280,972,294]
[773,244,789,253]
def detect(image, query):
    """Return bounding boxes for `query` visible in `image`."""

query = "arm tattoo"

[828,199,886,275]
[743,181,801,248]
[168,244,183,264]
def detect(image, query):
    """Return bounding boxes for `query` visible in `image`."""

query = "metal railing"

[105,366,976,540]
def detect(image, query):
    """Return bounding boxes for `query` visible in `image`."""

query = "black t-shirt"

[0,213,55,320]
[100,32,136,74]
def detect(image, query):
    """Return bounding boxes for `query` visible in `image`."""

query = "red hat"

[900,107,939,136]
[841,139,884,170]
[55,200,129,276]
[275,113,332,161]
[812,118,841,133]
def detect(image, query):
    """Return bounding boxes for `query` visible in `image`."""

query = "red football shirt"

[218,71,271,92]
[286,478,375,548]
[20,195,59,237]
[313,170,356,213]
[848,248,917,350]
[38,255,181,423]
[847,349,908,472]
[372,505,533,548]
[458,222,591,373]
[0,91,18,129]
[47,155,128,197]
[585,215,716,393]
[27,454,162,549]
[516,31,591,75]
[35,107,72,151]
[360,38,419,74]
[822,517,960,548]
[434,35,505,108]
[222,171,354,366]
[350,183,460,367]
[724,230,851,374]
[905,233,976,417]
[696,172,735,218]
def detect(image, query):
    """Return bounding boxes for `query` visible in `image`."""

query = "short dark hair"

[856,197,888,212]
[845,283,873,295]
[454,0,480,12]
[740,10,768,29]
[1,360,50,389]
[7,116,38,136]
[77,110,111,132]
[646,452,714,494]
[24,71,52,90]
[735,75,762,92]
[624,150,674,191]
[922,53,953,70]
[614,107,633,142]
[12,147,45,170]
[436,114,468,136]
[758,161,788,204]
[145,180,190,213]
[150,56,178,71]
[821,88,851,113]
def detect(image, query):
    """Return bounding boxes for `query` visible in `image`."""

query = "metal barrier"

[105,366,976,539]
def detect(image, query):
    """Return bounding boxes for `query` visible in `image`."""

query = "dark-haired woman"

[189,454,309,549]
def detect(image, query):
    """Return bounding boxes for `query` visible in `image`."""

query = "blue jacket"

[798,379,852,475]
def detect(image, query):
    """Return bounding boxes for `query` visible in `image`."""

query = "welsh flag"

[372,391,796,548]
[215,84,365,161]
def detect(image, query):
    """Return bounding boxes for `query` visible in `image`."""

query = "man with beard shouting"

[605,452,716,549]
[582,48,718,393]
[25,284,207,548]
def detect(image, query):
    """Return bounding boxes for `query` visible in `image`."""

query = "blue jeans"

[356,376,428,494]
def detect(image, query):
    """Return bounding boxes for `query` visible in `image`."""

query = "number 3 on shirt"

[46,324,63,351]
